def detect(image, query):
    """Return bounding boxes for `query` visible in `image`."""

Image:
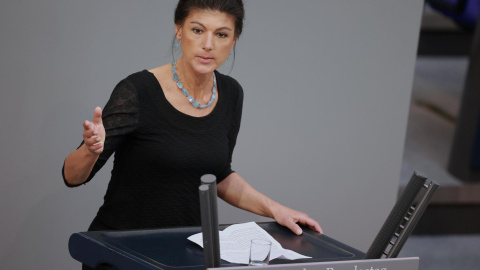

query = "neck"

[177,57,213,101]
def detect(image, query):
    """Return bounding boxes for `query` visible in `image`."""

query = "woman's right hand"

[83,106,105,155]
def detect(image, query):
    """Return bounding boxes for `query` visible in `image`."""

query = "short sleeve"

[62,79,139,187]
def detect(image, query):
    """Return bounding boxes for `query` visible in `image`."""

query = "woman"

[63,1,322,267]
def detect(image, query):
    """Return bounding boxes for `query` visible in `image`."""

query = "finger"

[83,120,91,130]
[311,223,323,234]
[284,219,303,235]
[83,120,98,134]
[89,142,104,154]
[93,107,103,125]
[85,138,103,153]
[83,128,97,139]
[298,216,323,234]
[92,144,104,154]
[84,135,101,146]
[92,141,103,149]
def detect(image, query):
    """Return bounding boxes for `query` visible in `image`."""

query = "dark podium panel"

[69,222,365,270]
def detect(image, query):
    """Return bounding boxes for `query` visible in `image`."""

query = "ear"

[175,24,182,40]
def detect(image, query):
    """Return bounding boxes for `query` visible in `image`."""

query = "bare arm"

[217,172,323,235]
[64,107,105,186]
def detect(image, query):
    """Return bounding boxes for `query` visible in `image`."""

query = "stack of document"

[188,222,311,264]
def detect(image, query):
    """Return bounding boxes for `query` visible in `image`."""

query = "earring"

[173,38,181,50]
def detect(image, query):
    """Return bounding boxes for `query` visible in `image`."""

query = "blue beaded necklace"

[171,60,217,109]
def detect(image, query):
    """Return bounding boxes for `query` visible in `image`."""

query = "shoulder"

[215,71,243,92]
[113,69,161,100]
[215,71,244,104]
[106,70,152,108]
[123,70,154,90]
[110,70,146,93]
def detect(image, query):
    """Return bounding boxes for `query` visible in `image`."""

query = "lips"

[197,56,213,64]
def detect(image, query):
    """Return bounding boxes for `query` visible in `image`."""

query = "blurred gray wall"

[0,0,423,269]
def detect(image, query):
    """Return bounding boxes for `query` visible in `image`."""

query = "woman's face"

[175,9,236,75]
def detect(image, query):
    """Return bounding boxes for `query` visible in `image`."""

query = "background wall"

[0,0,423,269]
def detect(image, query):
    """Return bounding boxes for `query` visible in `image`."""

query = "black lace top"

[63,70,243,230]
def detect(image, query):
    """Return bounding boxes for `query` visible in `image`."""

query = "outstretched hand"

[272,205,323,235]
[82,107,105,155]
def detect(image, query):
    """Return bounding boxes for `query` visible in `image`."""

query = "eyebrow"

[190,21,233,32]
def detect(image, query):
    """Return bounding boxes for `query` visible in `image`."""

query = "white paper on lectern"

[187,221,311,264]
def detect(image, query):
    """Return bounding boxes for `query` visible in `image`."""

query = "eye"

[192,28,203,34]
[217,32,228,38]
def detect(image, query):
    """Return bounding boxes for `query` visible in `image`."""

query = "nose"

[203,33,214,51]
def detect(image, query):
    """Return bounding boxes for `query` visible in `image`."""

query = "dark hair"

[174,0,245,38]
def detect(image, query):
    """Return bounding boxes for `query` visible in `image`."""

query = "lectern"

[69,172,434,270]
[70,222,369,270]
